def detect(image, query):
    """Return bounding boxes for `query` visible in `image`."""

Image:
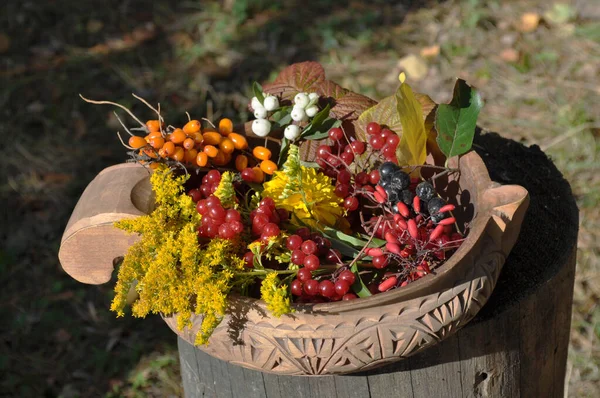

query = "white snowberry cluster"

[250,91,320,141]
[250,93,278,137]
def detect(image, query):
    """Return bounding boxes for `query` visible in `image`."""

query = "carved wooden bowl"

[59,151,528,376]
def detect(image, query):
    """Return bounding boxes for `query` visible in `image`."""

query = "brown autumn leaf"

[262,61,326,101]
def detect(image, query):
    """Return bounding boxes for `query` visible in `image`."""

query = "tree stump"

[177,132,578,398]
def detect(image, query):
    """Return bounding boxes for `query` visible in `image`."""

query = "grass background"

[1,0,598,396]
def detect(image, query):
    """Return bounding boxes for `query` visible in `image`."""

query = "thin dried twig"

[79,94,146,128]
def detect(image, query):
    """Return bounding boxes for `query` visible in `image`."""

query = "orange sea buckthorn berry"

[128,136,147,149]
[252,166,265,182]
[196,151,208,167]
[260,159,277,175]
[170,128,186,144]
[148,131,163,139]
[204,145,219,158]
[219,138,235,154]
[212,150,229,166]
[183,137,195,150]
[228,133,248,150]
[149,162,160,170]
[158,147,168,158]
[203,131,222,146]
[184,148,198,163]
[235,154,248,172]
[146,120,161,133]
[183,120,201,134]
[172,146,185,162]
[149,136,165,150]
[218,118,234,136]
[253,146,271,161]
[190,132,204,145]
[163,141,176,156]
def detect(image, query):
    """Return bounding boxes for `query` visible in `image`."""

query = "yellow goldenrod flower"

[260,272,293,318]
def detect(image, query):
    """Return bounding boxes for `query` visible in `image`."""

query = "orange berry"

[253,146,272,161]
[235,154,248,172]
[146,120,161,133]
[252,166,265,182]
[128,136,147,149]
[183,137,195,150]
[184,148,198,163]
[260,159,278,175]
[158,147,168,158]
[163,141,176,156]
[149,136,165,150]
[212,150,229,166]
[219,138,235,154]
[203,131,222,145]
[172,146,185,162]
[196,151,208,167]
[190,132,204,145]
[170,128,186,144]
[204,145,219,158]
[183,120,201,134]
[228,133,248,150]
[149,162,160,170]
[148,131,163,139]
[218,118,234,136]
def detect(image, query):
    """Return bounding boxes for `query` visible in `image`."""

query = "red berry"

[339,270,356,285]
[328,127,344,141]
[303,254,320,270]
[218,223,235,239]
[369,135,385,150]
[230,221,244,234]
[188,188,202,202]
[372,255,389,269]
[296,227,310,240]
[319,280,336,298]
[350,140,366,154]
[291,249,306,265]
[286,235,303,250]
[382,145,396,158]
[241,167,255,182]
[304,280,319,296]
[342,293,358,301]
[263,223,280,237]
[301,240,317,255]
[334,280,350,296]
[209,205,226,221]
[297,268,312,282]
[380,128,393,139]
[317,145,332,159]
[243,251,254,267]
[326,249,342,263]
[334,183,350,198]
[196,200,209,215]
[338,169,351,184]
[387,134,400,147]
[259,197,276,209]
[225,209,241,223]
[291,280,303,296]
[369,170,380,185]
[378,276,398,292]
[206,169,221,184]
[344,196,359,211]
[340,151,354,165]
[366,122,381,135]
[356,172,369,185]
[253,213,270,229]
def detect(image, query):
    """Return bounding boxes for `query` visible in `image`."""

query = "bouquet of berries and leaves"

[82,61,483,345]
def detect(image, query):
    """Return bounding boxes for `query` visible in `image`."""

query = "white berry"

[294,93,309,108]
[251,96,262,111]
[308,92,319,101]
[305,105,319,118]
[263,96,279,111]
[291,107,308,122]
[284,125,301,140]
[254,106,267,119]
[251,119,271,137]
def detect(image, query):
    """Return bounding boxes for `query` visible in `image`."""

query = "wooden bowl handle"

[58,163,152,284]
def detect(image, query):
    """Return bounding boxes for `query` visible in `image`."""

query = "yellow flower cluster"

[262,146,346,230]
[213,171,236,209]
[112,165,245,345]
[260,272,293,318]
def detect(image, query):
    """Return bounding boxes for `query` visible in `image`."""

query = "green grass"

[1,0,598,396]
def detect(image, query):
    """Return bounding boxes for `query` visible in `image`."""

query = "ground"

[1,0,598,396]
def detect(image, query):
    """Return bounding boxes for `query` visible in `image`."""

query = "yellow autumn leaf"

[395,82,427,168]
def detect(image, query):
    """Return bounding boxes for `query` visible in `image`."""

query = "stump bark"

[177,132,578,398]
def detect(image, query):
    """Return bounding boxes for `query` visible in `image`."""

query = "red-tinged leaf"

[262,61,326,101]
[318,80,347,100]
[395,82,428,168]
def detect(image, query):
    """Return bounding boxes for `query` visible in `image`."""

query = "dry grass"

[1,0,597,396]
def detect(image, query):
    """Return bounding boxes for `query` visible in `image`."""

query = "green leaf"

[277,137,290,167]
[301,115,341,141]
[299,161,320,168]
[310,103,331,127]
[434,79,483,162]
[350,262,372,298]
[323,227,382,250]
[395,82,428,167]
[270,106,292,123]
[252,81,265,105]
